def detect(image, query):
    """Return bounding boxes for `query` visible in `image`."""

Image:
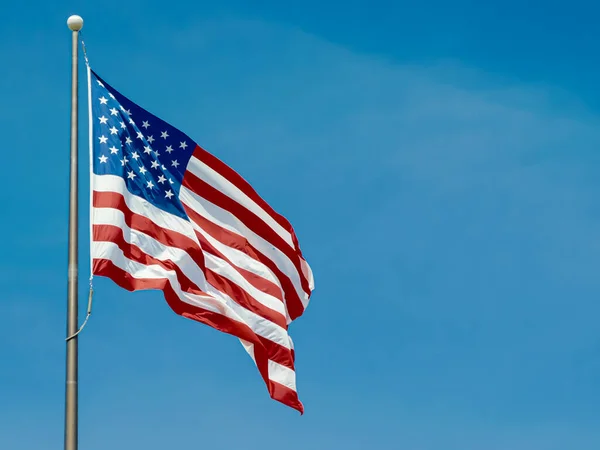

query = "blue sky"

[1,0,600,449]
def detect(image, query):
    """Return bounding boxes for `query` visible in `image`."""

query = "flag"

[88,68,314,413]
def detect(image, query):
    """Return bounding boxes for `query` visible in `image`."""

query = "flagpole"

[65,14,83,450]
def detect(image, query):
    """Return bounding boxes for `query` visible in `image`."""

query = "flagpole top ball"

[67,15,84,31]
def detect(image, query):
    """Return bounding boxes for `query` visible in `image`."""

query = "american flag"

[88,68,314,413]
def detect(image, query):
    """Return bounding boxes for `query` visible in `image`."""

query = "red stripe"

[181,170,312,296]
[93,191,289,329]
[93,258,303,414]
[182,203,306,321]
[269,380,303,414]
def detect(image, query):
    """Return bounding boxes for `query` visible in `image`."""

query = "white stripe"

[268,360,297,391]
[240,340,298,393]
[93,174,196,240]
[180,186,309,303]
[92,223,291,349]
[186,156,296,248]
[301,259,314,293]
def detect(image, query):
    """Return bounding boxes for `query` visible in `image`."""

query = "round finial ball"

[67,15,84,31]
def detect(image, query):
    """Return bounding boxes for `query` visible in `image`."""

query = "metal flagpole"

[65,14,83,450]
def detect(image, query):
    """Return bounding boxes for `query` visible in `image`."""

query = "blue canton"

[90,69,197,219]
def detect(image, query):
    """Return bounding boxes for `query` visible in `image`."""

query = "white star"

[126,109,132,115]
[120,121,126,129]
[146,181,154,189]
[98,155,108,163]
[161,165,167,170]
[127,171,136,180]
[136,131,144,140]
[109,126,118,135]
[169,178,174,184]
[171,160,180,168]
[98,135,108,144]
[179,141,188,150]
[151,160,160,169]
[147,135,155,143]
[161,131,169,139]
[165,190,174,199]
[125,137,132,145]
[165,145,173,154]
[96,80,104,87]
[99,116,108,124]
[139,166,148,175]
[109,146,119,154]
[142,121,150,129]
[157,175,167,184]
[131,151,140,160]
[154,150,161,157]
[120,156,129,166]
[99,96,108,104]
[109,107,119,116]
[143,146,152,154]
[109,93,115,100]
[129,118,135,125]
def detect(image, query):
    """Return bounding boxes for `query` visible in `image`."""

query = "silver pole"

[65,14,83,450]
